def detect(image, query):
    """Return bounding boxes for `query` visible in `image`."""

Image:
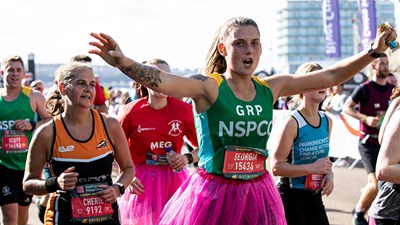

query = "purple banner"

[322,0,341,57]
[357,0,377,51]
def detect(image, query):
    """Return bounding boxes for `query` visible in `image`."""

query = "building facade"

[274,0,395,74]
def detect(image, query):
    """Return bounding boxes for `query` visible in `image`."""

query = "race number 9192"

[86,205,103,215]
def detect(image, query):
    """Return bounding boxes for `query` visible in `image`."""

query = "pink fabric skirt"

[157,168,287,225]
[118,164,190,225]
[368,217,376,225]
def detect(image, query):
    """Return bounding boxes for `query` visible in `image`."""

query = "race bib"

[1,130,28,153]
[70,183,113,224]
[305,174,324,191]
[145,153,168,166]
[222,146,268,180]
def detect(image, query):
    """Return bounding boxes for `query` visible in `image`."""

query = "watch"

[368,42,382,59]
[29,121,37,131]
[184,153,194,164]
[114,182,125,196]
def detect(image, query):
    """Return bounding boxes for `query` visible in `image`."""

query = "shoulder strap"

[252,75,270,88]
[93,109,115,151]
[318,111,330,133]
[48,117,57,162]
[209,73,223,86]
[21,86,32,97]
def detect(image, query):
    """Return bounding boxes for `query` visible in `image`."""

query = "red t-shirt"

[117,97,198,164]
[93,83,106,106]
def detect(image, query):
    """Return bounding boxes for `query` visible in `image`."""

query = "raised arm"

[88,33,217,107]
[266,22,396,100]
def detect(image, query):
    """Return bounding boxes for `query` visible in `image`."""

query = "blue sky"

[1,0,398,71]
[1,0,281,71]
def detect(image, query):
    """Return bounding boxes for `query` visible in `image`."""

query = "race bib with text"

[305,174,324,191]
[70,183,113,224]
[1,130,28,153]
[222,146,268,180]
[145,153,168,166]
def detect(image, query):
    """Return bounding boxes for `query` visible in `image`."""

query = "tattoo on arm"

[186,74,209,82]
[24,180,47,195]
[120,63,162,88]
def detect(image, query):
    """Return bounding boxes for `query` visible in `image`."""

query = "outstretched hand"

[373,21,397,53]
[89,33,129,68]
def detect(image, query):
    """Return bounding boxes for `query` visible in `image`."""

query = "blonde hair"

[295,62,323,75]
[391,87,400,100]
[290,62,324,106]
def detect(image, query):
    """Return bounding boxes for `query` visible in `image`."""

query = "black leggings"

[371,215,400,225]
[280,188,329,225]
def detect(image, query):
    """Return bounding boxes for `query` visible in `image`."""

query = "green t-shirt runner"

[0,86,35,170]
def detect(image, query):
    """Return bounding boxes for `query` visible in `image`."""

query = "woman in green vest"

[89,17,396,225]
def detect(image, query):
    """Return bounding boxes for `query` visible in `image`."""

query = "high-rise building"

[274,0,395,73]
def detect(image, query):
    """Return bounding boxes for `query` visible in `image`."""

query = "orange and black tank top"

[45,109,120,225]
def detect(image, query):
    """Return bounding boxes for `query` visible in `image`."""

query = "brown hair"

[45,62,93,116]
[1,55,25,71]
[202,17,259,75]
[371,53,388,67]
[70,54,92,64]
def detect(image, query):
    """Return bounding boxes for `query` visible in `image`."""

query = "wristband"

[368,42,382,58]
[114,182,125,196]
[29,121,37,131]
[45,177,59,193]
[184,153,194,164]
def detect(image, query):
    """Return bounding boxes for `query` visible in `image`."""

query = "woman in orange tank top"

[22,62,135,225]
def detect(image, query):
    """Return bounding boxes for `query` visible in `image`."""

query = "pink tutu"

[118,163,190,225]
[157,168,287,225]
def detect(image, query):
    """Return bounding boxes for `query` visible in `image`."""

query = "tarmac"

[324,159,367,225]
[1,158,367,225]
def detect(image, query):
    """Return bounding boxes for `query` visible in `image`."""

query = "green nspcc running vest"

[195,73,274,175]
[0,87,35,170]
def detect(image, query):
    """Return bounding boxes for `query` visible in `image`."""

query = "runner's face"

[374,57,389,78]
[2,61,25,89]
[303,89,327,103]
[64,68,96,108]
[332,85,343,94]
[33,84,44,93]
[221,25,261,76]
